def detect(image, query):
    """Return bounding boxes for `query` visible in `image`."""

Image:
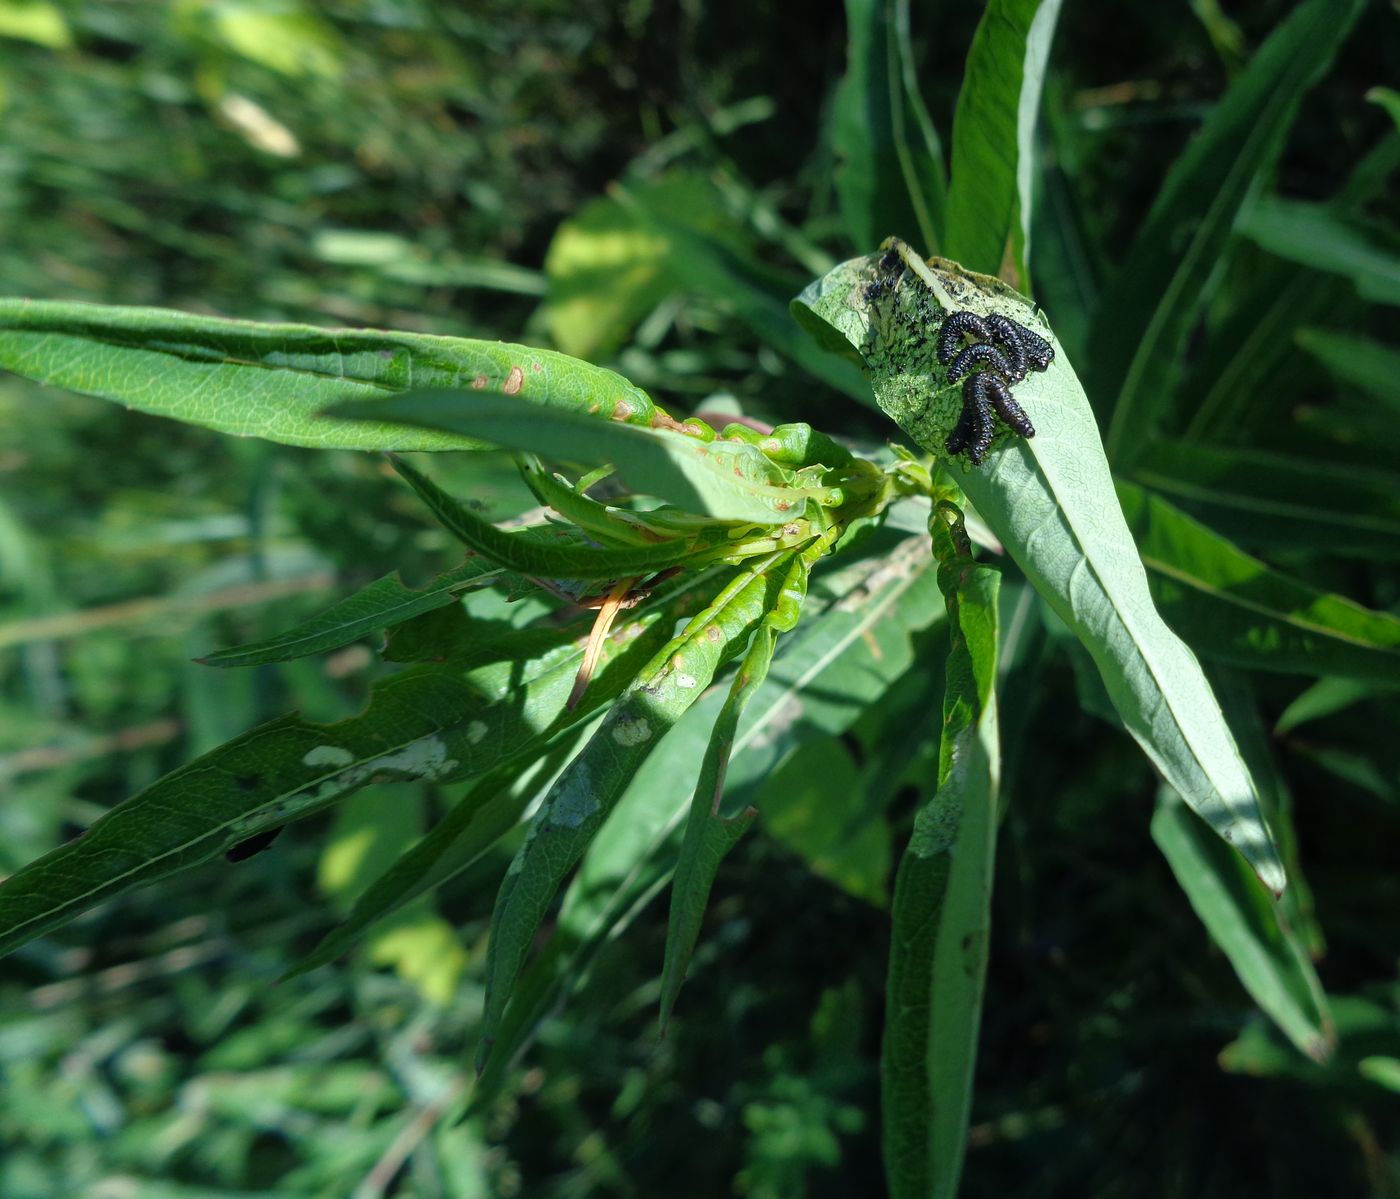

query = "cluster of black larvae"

[937,311,1054,464]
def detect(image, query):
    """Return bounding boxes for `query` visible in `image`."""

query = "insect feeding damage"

[858,241,1055,467]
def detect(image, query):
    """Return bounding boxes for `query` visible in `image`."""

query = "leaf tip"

[474,1037,495,1079]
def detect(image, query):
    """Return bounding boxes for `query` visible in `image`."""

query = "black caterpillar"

[936,310,1053,464]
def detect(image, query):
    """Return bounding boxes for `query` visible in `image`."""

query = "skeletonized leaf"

[793,246,1285,893]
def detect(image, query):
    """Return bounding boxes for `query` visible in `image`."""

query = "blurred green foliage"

[2,0,1399,1196]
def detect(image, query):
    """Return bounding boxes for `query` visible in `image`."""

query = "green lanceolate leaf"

[1297,328,1400,413]
[793,245,1286,893]
[832,0,947,254]
[1134,441,1400,558]
[201,559,503,667]
[944,0,1063,283]
[1120,482,1400,681]
[1179,264,1343,442]
[1240,197,1400,306]
[659,546,819,1029]
[387,455,709,581]
[0,567,722,958]
[1087,0,1365,465]
[520,459,661,547]
[474,529,947,1102]
[0,299,662,450]
[286,734,588,979]
[1153,791,1332,1061]
[883,503,1000,1199]
[476,553,792,1070]
[617,182,876,406]
[335,390,838,524]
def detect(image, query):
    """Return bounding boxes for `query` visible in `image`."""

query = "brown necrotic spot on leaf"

[503,366,525,395]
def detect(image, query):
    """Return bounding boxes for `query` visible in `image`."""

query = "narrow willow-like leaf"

[388,455,707,581]
[202,560,502,667]
[793,247,1286,892]
[1179,265,1342,442]
[1240,197,1400,306]
[1371,86,1400,130]
[943,0,1062,281]
[476,556,790,1068]
[1212,668,1324,958]
[1134,442,1400,558]
[337,390,835,524]
[832,0,946,253]
[1296,328,1400,412]
[287,734,587,979]
[520,459,659,547]
[1120,483,1400,681]
[658,552,813,1028]
[1275,677,1380,736]
[1089,0,1365,464]
[0,567,718,958]
[617,182,875,405]
[473,530,946,1104]
[0,299,662,450]
[884,506,1000,1199]
[1152,792,1332,1061]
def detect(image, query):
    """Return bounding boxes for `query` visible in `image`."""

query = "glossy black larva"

[947,340,1020,385]
[937,308,1053,463]
[936,311,990,366]
[977,372,1034,439]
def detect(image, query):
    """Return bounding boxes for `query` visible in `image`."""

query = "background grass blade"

[617,181,876,404]
[1240,197,1400,306]
[1088,0,1364,465]
[883,509,1000,1199]
[0,299,664,450]
[943,0,1062,282]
